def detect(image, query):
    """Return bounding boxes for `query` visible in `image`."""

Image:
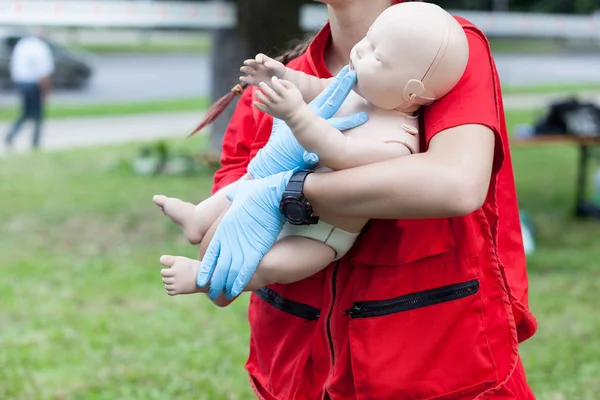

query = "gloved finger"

[243,59,258,67]
[208,243,233,301]
[224,235,245,297]
[269,118,287,137]
[196,237,221,287]
[308,65,350,110]
[318,69,357,119]
[302,151,319,165]
[225,184,239,202]
[327,112,369,132]
[229,253,262,299]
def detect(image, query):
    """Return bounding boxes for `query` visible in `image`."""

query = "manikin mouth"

[348,59,355,71]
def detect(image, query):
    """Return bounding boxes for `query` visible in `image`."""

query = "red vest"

[213,17,538,400]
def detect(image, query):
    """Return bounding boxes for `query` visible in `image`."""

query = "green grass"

[66,39,211,54]
[502,83,600,95]
[0,97,209,122]
[1,109,600,399]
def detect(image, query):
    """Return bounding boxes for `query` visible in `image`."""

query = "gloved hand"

[196,170,293,300]
[248,65,368,179]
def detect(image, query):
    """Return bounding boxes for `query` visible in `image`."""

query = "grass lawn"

[1,109,600,399]
[502,83,600,95]
[0,97,209,122]
[66,40,211,55]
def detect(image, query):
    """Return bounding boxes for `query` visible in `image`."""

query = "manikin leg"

[153,177,246,244]
[160,208,336,296]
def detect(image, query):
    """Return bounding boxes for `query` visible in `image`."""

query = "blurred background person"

[3,28,54,150]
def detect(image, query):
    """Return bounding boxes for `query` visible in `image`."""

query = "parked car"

[0,29,93,90]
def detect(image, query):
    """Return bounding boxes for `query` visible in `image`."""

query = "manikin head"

[349,2,469,113]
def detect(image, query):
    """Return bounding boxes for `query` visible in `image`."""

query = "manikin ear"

[402,79,435,107]
[402,79,425,102]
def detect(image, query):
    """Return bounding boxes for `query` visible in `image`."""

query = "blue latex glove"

[248,65,368,179]
[197,170,293,300]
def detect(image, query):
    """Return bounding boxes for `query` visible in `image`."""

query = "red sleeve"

[211,88,256,194]
[422,28,504,172]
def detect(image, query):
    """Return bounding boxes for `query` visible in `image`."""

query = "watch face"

[283,201,305,223]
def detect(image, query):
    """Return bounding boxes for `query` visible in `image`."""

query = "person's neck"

[324,0,391,74]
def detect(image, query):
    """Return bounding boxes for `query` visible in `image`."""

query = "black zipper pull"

[343,305,362,316]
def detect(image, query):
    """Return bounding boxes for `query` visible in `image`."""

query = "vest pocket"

[347,278,498,400]
[246,282,323,400]
[255,287,320,320]
[343,279,479,318]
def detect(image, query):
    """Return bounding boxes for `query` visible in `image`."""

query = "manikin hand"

[253,77,305,120]
[240,53,286,87]
[196,171,292,300]
[248,65,367,179]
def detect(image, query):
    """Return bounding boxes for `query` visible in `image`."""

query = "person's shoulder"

[452,15,491,49]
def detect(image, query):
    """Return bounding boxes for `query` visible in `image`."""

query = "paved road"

[493,53,600,86]
[3,91,599,157]
[1,52,600,107]
[0,111,204,155]
[0,53,210,107]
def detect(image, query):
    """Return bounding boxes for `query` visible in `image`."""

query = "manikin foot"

[159,255,205,296]
[153,195,204,244]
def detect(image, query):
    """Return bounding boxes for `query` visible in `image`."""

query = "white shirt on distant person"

[10,35,55,85]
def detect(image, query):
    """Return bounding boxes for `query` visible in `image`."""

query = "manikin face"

[349,17,410,110]
[348,2,469,112]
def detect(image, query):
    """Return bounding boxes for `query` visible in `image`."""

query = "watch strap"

[284,170,313,195]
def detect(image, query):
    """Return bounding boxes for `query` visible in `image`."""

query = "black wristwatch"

[280,170,319,225]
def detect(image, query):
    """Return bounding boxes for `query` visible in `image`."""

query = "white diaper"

[277,220,360,261]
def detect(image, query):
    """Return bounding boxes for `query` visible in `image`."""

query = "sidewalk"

[1,92,599,156]
[0,111,204,155]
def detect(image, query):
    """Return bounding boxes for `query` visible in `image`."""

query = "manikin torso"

[310,2,469,233]
[312,90,421,233]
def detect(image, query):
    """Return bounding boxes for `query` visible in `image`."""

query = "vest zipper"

[254,287,320,320]
[343,279,479,318]
[326,261,341,364]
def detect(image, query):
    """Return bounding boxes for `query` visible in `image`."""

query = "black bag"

[533,98,600,137]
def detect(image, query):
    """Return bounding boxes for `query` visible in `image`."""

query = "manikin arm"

[240,53,332,103]
[254,77,408,170]
[286,105,410,170]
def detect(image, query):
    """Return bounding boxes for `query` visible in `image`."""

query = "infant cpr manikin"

[154,2,470,297]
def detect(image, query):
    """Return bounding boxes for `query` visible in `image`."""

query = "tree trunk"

[209,0,306,154]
